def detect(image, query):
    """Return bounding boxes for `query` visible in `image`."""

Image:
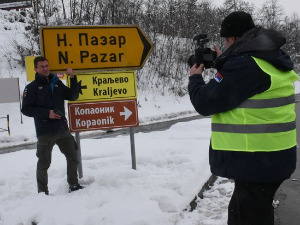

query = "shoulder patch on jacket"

[214,72,223,83]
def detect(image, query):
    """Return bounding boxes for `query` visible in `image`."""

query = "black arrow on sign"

[137,28,153,67]
[78,80,87,95]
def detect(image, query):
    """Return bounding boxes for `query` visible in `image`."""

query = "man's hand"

[49,110,61,119]
[65,68,74,78]
[214,45,222,57]
[190,63,204,76]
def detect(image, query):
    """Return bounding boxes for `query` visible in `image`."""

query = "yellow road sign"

[40,25,153,72]
[25,56,36,81]
[68,71,137,102]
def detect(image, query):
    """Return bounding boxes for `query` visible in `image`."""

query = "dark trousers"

[36,129,79,193]
[228,180,282,225]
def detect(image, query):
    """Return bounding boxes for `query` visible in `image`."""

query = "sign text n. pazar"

[40,25,153,71]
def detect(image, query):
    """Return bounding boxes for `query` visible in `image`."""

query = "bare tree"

[282,14,300,72]
[257,0,284,29]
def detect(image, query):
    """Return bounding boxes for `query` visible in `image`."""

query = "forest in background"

[0,0,299,96]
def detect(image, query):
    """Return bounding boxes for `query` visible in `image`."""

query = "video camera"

[187,34,217,68]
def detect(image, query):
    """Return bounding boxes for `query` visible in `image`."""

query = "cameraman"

[22,56,83,195]
[188,11,298,225]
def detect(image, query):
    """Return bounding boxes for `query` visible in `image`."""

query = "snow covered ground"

[0,95,233,225]
[0,88,234,225]
[0,79,299,225]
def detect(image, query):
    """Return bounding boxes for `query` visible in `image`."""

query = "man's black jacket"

[22,73,79,137]
[188,27,297,183]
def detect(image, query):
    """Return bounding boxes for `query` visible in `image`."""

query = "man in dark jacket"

[188,11,298,225]
[22,56,83,195]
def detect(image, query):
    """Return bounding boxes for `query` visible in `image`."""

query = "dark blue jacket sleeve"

[63,76,80,101]
[188,55,271,116]
[21,83,50,119]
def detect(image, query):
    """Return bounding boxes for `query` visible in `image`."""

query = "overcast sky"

[213,0,300,17]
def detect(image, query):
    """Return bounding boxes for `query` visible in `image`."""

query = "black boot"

[69,184,84,193]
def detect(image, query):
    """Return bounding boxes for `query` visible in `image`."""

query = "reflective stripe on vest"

[236,95,295,108]
[212,121,296,133]
[211,57,298,152]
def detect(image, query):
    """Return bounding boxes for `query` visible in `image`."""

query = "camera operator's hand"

[190,63,204,76]
[214,46,222,57]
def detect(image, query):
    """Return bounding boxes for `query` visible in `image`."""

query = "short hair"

[34,56,48,68]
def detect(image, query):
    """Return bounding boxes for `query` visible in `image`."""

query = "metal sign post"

[129,127,136,170]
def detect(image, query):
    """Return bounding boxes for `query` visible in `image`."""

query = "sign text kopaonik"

[68,99,139,132]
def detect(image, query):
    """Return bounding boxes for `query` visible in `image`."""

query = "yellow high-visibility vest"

[211,57,298,152]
